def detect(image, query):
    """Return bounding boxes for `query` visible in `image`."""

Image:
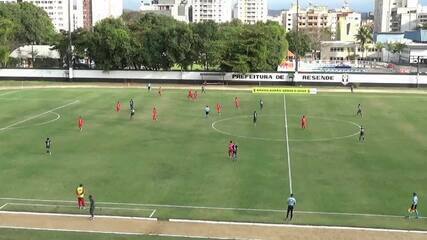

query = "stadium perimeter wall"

[0,69,427,87]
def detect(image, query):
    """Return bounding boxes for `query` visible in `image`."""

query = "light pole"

[67,0,73,81]
[295,0,299,73]
[416,56,420,88]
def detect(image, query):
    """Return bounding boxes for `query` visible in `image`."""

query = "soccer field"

[0,87,426,231]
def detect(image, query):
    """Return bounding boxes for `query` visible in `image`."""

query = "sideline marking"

[211,114,361,142]
[0,211,426,237]
[149,209,157,218]
[0,203,8,210]
[0,226,260,240]
[6,203,154,212]
[283,95,293,194]
[169,218,427,234]
[0,211,157,221]
[0,197,422,219]
[0,100,79,132]
[0,197,283,213]
[0,91,18,97]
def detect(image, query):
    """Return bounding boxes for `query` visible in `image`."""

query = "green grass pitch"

[0,87,426,230]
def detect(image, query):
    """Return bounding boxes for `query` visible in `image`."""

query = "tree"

[286,30,311,57]
[17,2,55,45]
[0,17,16,67]
[390,42,406,63]
[355,25,373,59]
[375,42,384,62]
[0,2,55,67]
[88,18,132,70]
[191,21,221,70]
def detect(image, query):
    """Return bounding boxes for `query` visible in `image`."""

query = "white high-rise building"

[0,0,122,31]
[92,0,123,25]
[374,0,419,32]
[139,0,191,23]
[191,0,232,23]
[0,0,82,31]
[236,0,267,24]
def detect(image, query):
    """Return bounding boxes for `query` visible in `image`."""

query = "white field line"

[283,94,293,194]
[169,218,427,234]
[0,197,284,213]
[0,211,426,238]
[7,112,61,130]
[0,100,79,131]
[0,197,420,219]
[149,209,157,218]
[211,114,361,142]
[0,211,157,221]
[6,203,154,212]
[0,203,8,210]
[0,226,261,240]
[0,91,18,97]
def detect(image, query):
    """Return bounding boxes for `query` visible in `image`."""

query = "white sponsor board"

[295,73,427,85]
[226,73,289,81]
[1,69,427,85]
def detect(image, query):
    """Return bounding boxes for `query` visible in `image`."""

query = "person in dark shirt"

[89,195,95,220]
[45,138,51,155]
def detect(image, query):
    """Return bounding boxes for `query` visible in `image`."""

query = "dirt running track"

[0,212,426,240]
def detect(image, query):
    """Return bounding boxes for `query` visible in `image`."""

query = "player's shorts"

[205,111,209,115]
[46,146,50,149]
[411,204,417,210]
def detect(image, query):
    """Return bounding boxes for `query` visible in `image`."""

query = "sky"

[124,0,427,13]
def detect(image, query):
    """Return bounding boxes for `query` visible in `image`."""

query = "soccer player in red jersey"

[228,141,235,159]
[116,101,121,112]
[216,103,222,115]
[188,90,193,100]
[234,97,240,109]
[78,116,84,131]
[152,107,158,121]
[301,115,307,129]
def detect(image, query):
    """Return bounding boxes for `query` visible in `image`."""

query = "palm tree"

[393,43,406,63]
[355,26,373,60]
[375,42,384,62]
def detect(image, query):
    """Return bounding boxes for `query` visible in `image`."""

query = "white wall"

[1,69,427,85]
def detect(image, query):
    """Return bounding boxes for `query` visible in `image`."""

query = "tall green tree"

[286,30,311,57]
[191,21,221,70]
[88,18,132,70]
[0,17,16,67]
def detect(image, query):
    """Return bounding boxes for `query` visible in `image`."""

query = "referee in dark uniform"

[89,195,95,220]
[285,193,296,221]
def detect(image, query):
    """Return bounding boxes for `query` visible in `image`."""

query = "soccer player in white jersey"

[408,192,419,219]
[285,193,296,221]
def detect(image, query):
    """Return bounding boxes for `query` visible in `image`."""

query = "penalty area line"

[0,100,79,131]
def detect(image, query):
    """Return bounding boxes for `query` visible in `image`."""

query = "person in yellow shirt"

[76,184,85,209]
